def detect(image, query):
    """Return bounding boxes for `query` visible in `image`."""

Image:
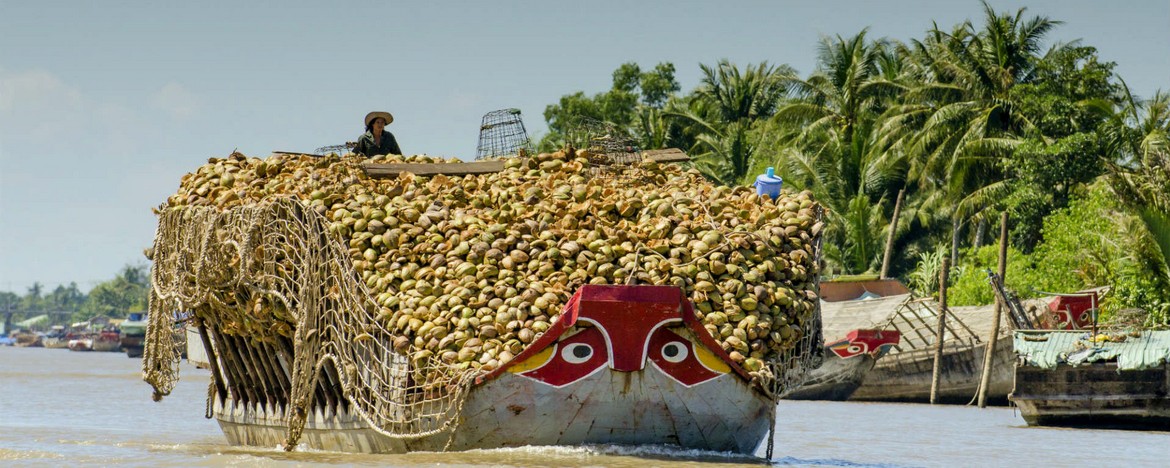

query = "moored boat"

[782,279,903,401]
[121,313,147,358]
[13,332,42,347]
[68,336,94,351]
[1010,329,1170,429]
[850,286,1088,404]
[93,329,122,352]
[42,326,69,349]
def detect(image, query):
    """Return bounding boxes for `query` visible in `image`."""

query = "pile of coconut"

[160,148,822,378]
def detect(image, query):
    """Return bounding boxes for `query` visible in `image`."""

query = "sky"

[1,0,1168,294]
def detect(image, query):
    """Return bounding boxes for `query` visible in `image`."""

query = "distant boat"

[121,313,147,358]
[92,330,121,352]
[13,332,42,348]
[67,337,94,351]
[42,326,69,349]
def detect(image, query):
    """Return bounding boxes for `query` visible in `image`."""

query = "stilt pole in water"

[977,212,1009,408]
[930,257,950,404]
[880,189,905,279]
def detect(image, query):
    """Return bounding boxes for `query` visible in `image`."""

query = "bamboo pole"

[930,257,950,404]
[880,189,906,279]
[977,212,1009,408]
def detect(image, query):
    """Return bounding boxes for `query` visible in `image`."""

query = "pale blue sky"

[1,1,1167,293]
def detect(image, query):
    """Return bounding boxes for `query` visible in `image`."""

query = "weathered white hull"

[185,325,210,369]
[213,369,771,454]
[851,337,1014,404]
[782,354,875,401]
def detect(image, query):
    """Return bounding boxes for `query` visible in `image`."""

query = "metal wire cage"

[315,143,355,156]
[476,108,532,160]
[563,118,643,181]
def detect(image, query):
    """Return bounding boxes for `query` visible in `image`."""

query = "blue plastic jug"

[754,167,783,199]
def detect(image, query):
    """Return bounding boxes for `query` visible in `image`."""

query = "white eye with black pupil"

[562,343,593,364]
[661,341,688,363]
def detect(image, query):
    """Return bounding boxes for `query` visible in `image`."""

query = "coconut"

[164,148,822,380]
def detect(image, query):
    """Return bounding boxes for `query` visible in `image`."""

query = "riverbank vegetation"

[0,265,149,328]
[538,3,1169,326]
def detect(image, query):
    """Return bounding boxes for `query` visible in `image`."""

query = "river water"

[0,346,1165,467]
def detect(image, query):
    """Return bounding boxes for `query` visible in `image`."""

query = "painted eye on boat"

[661,341,688,363]
[562,343,593,364]
[847,344,864,354]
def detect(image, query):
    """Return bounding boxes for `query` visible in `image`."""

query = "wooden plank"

[362,148,691,179]
[236,335,279,409]
[642,148,690,163]
[363,161,504,178]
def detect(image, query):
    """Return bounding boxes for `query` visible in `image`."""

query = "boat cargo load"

[141,148,824,454]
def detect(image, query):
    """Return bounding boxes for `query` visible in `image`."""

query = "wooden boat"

[782,279,903,401]
[1010,330,1170,429]
[850,288,1072,404]
[13,332,42,347]
[121,313,147,358]
[194,285,778,454]
[68,337,94,351]
[42,326,69,349]
[92,330,122,352]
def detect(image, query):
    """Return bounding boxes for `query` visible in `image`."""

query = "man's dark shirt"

[354,131,402,157]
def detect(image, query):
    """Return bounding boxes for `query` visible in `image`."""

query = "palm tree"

[665,60,792,184]
[877,2,1063,258]
[1108,88,1170,286]
[761,30,907,273]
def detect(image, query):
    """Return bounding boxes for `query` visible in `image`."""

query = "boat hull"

[213,369,771,454]
[1011,362,1170,430]
[783,354,875,401]
[121,334,144,358]
[850,338,1014,404]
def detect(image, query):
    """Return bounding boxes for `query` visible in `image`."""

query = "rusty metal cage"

[476,108,532,160]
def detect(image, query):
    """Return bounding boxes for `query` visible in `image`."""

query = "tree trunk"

[973,218,987,250]
[950,218,962,269]
[880,189,906,280]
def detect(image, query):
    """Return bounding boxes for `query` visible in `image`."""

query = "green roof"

[1013,329,1170,371]
[15,314,49,328]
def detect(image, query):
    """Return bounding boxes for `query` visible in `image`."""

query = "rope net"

[142,198,480,448]
[760,206,825,398]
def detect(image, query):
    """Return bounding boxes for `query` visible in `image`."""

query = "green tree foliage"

[666,60,792,185]
[536,4,1167,323]
[77,265,150,322]
[539,62,680,152]
[947,184,1170,324]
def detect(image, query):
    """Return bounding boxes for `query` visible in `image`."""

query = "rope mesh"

[142,198,480,449]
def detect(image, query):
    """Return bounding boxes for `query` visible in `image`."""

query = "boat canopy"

[1013,330,1170,371]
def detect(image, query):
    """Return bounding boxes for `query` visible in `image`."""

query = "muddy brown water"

[1,346,1165,467]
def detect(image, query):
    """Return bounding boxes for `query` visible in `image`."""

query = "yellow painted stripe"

[507,346,555,374]
[694,343,731,374]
